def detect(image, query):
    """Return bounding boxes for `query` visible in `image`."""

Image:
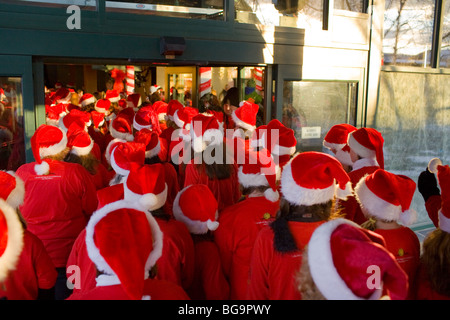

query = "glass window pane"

[105,1,224,20]
[235,0,323,29]
[281,81,357,153]
[0,0,97,9]
[440,1,450,68]
[0,77,25,171]
[383,0,435,68]
[334,0,365,13]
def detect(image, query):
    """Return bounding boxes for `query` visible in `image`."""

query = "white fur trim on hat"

[191,128,223,153]
[81,96,96,107]
[71,139,94,157]
[348,134,376,159]
[5,172,25,209]
[109,122,134,142]
[145,142,161,160]
[39,132,68,159]
[110,146,131,177]
[271,144,296,156]
[323,141,346,151]
[85,199,164,277]
[133,117,152,132]
[428,158,442,174]
[280,161,339,206]
[438,209,450,233]
[307,218,382,300]
[355,178,407,224]
[173,109,185,129]
[231,110,256,132]
[238,166,269,188]
[172,187,219,235]
[0,199,24,282]
[123,180,168,212]
[335,148,354,167]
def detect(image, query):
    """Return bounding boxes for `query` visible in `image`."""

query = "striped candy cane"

[126,65,135,96]
[199,67,212,98]
[254,67,263,92]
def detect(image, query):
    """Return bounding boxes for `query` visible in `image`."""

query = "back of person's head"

[221,87,239,108]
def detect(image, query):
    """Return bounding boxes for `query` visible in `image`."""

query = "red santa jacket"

[184,160,241,213]
[187,238,230,300]
[374,226,421,300]
[66,278,190,300]
[16,159,98,268]
[215,196,280,300]
[0,229,57,300]
[247,220,326,300]
[339,158,380,224]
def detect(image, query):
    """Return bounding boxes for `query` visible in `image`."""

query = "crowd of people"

[0,83,449,300]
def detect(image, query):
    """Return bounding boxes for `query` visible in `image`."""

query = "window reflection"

[0,77,25,171]
[440,1,450,68]
[383,0,435,67]
[235,0,323,29]
[334,0,366,13]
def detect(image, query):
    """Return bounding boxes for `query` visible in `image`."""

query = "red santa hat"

[53,87,71,104]
[66,125,94,157]
[231,100,259,132]
[126,93,142,111]
[173,106,199,131]
[250,125,267,150]
[281,151,352,206]
[150,85,161,95]
[31,124,68,175]
[133,106,157,132]
[105,139,125,166]
[306,218,408,300]
[95,99,111,115]
[79,93,96,108]
[354,169,417,226]
[173,184,219,234]
[152,101,168,121]
[45,102,66,126]
[134,129,161,160]
[165,100,184,122]
[0,199,24,283]
[348,127,384,169]
[266,119,297,167]
[238,149,279,202]
[85,200,163,300]
[90,111,105,130]
[105,89,120,103]
[190,113,223,153]
[323,124,357,166]
[428,158,450,233]
[118,99,128,111]
[54,82,62,89]
[123,163,167,212]
[110,142,146,176]
[0,171,25,209]
[58,109,91,132]
[109,108,135,141]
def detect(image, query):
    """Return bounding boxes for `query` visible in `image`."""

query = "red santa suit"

[374,227,420,299]
[247,220,326,299]
[173,184,230,300]
[215,196,279,299]
[16,159,98,268]
[0,229,57,300]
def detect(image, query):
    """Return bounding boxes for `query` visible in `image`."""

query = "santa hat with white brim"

[428,158,450,233]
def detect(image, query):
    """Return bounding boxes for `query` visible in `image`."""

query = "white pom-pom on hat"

[428,158,442,174]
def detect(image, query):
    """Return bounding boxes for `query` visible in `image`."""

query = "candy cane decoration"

[126,65,135,96]
[254,67,263,92]
[199,67,212,98]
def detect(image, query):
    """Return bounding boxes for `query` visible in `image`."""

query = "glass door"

[165,66,197,107]
[0,55,35,167]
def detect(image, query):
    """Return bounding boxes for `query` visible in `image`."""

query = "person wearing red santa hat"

[265,119,297,178]
[159,100,185,162]
[215,148,280,300]
[78,93,96,112]
[15,124,98,299]
[134,129,178,215]
[126,93,142,112]
[226,100,259,165]
[58,108,92,133]
[414,158,450,300]
[0,171,57,300]
[338,127,385,224]
[64,124,111,190]
[247,151,353,300]
[323,123,357,172]
[354,168,420,299]
[184,113,241,213]
[109,107,135,143]
[173,184,230,300]
[151,100,168,132]
[0,198,23,287]
[108,141,146,186]
[67,200,189,300]
[297,218,409,300]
